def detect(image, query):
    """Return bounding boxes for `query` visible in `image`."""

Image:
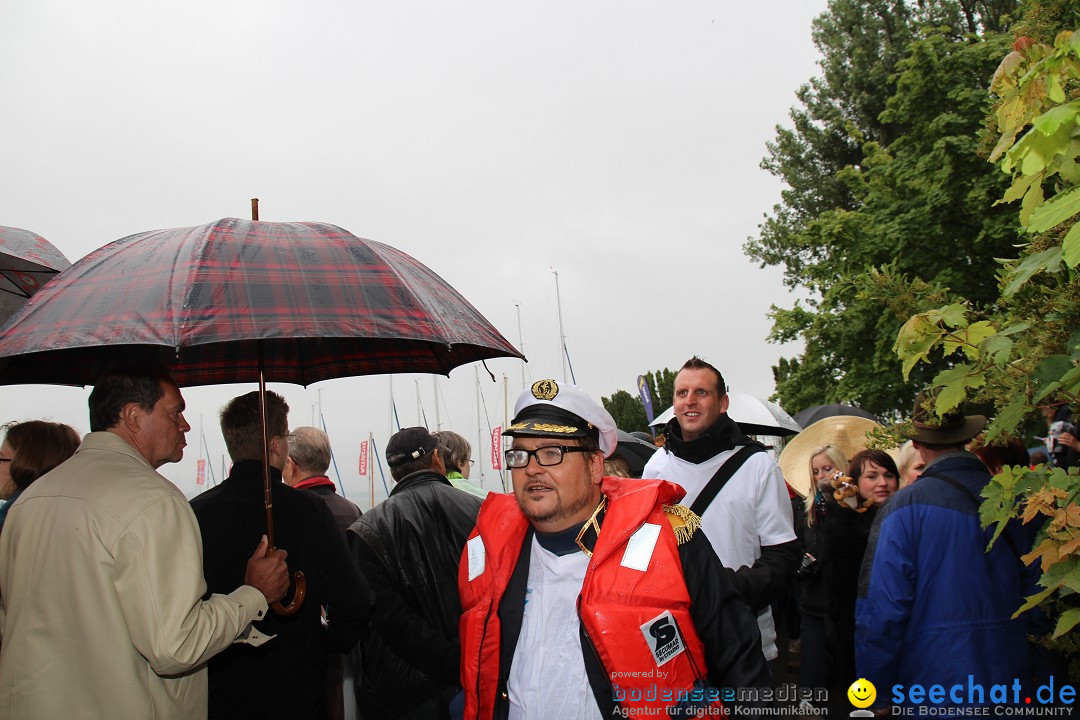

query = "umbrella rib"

[372,242,459,348]
[0,284,32,299]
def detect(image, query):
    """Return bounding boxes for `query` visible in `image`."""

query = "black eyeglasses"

[504,445,592,468]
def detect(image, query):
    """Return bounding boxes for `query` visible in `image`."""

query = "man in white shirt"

[643,356,800,661]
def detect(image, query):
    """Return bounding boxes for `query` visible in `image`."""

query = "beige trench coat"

[0,432,269,719]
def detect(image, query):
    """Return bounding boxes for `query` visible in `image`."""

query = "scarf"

[661,413,759,464]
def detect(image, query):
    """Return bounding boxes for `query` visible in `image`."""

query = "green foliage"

[642,368,677,413]
[601,390,649,434]
[980,464,1080,638]
[894,20,1080,649]
[748,1,1022,417]
[601,368,677,433]
[897,29,1080,432]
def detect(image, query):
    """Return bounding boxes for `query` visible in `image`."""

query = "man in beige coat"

[0,366,290,719]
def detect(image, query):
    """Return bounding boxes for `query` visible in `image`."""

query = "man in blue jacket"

[855,392,1038,710]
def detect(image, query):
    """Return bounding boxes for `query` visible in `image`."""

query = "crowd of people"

[0,358,1069,719]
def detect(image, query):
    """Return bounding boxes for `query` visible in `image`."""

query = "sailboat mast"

[553,269,568,381]
[433,377,441,430]
[475,366,483,482]
[389,377,395,432]
[502,375,509,492]
[515,302,526,390]
[197,414,205,492]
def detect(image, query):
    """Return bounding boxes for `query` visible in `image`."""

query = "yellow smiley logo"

[847,678,876,709]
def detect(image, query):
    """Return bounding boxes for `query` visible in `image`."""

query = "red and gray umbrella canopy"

[0,218,523,386]
[0,225,71,327]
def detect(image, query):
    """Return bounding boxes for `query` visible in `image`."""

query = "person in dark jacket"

[348,426,483,719]
[794,444,848,698]
[856,392,1038,710]
[820,449,897,715]
[191,391,372,720]
[285,426,361,535]
[283,425,364,720]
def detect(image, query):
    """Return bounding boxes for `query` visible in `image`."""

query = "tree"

[602,390,649,433]
[747,0,1022,417]
[601,368,678,432]
[642,368,677,413]
[894,22,1080,667]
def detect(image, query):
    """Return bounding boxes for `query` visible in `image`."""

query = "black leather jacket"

[347,470,482,719]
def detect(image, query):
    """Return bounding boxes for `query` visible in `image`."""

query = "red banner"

[196,459,206,486]
[491,427,502,470]
[358,440,368,476]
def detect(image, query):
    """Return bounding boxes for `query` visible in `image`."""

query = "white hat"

[504,380,617,457]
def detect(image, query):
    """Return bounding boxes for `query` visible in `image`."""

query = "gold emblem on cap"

[531,379,559,401]
[530,423,578,433]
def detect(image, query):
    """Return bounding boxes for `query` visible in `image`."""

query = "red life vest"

[458,477,723,719]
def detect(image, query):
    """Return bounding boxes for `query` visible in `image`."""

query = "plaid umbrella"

[0,217,523,384]
[0,216,523,615]
[0,225,71,327]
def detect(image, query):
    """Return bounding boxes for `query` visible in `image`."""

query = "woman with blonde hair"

[797,444,848,700]
[824,449,898,710]
[799,446,900,713]
[803,445,848,526]
[896,440,925,487]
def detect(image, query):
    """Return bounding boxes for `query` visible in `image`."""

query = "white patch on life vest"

[620,522,661,572]
[640,610,686,667]
[467,535,486,581]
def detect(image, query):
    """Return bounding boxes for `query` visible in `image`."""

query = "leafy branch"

[895,28,1080,649]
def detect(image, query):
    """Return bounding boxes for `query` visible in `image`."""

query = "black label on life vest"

[640,611,685,666]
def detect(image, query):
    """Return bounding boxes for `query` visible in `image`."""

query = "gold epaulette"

[663,504,701,545]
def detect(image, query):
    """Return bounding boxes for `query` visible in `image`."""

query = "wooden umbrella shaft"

[258,354,275,547]
[250,206,271,547]
[256,338,306,615]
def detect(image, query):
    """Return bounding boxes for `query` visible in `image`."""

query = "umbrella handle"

[271,569,306,616]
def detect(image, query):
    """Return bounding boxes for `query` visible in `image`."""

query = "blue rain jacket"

[855,453,1040,708]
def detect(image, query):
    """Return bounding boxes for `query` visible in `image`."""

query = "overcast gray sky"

[1,0,827,506]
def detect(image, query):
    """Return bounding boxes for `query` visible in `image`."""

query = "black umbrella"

[793,404,878,428]
[611,430,658,478]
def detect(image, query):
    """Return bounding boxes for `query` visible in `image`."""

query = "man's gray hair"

[288,426,332,474]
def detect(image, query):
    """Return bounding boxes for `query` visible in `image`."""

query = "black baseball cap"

[386,427,438,467]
